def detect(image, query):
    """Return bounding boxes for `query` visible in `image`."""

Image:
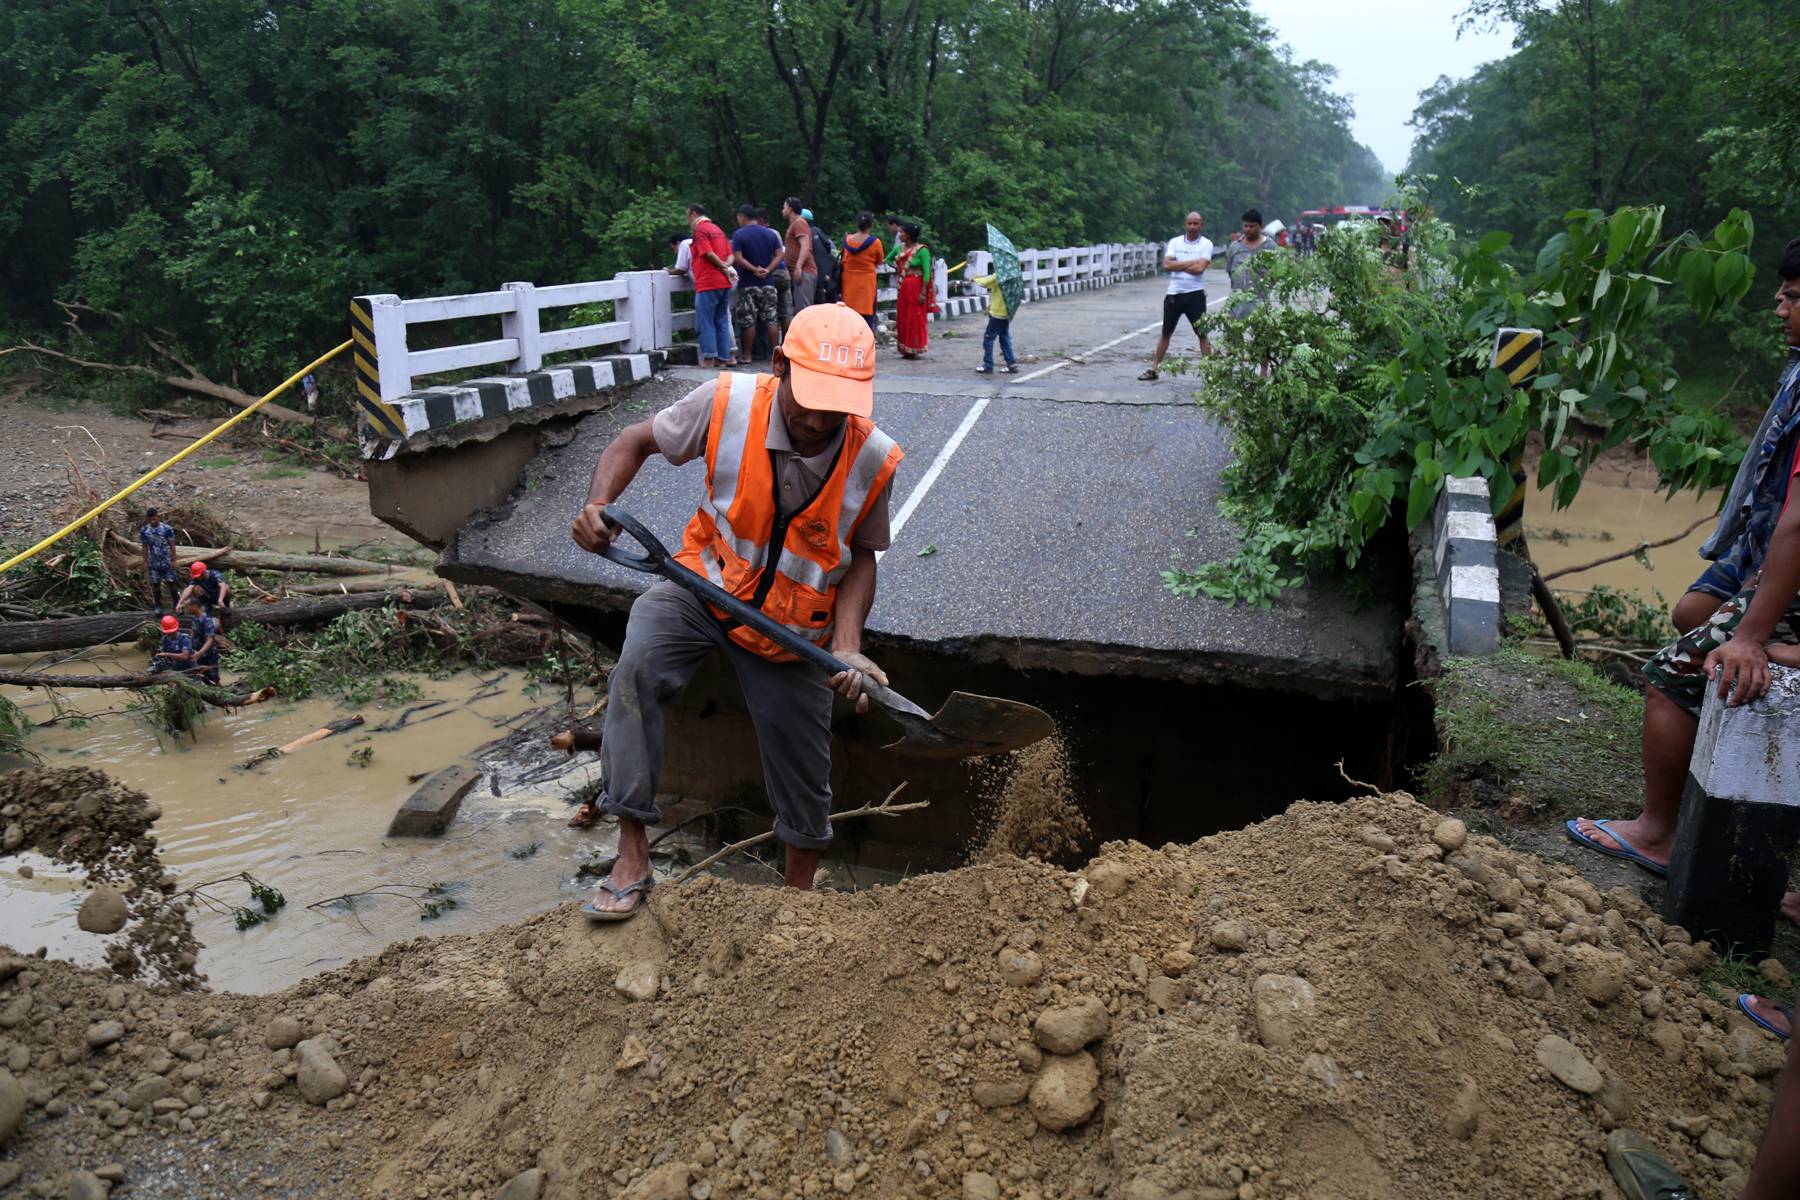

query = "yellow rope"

[0,340,353,576]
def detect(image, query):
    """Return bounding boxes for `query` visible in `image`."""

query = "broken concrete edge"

[387,765,481,838]
[430,560,1400,700]
[361,351,666,460]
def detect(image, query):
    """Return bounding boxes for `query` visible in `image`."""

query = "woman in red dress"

[894,223,933,359]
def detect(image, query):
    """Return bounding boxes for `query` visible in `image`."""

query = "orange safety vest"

[676,372,904,662]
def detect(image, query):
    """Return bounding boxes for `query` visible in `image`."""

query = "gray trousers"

[597,582,835,849]
[791,271,817,311]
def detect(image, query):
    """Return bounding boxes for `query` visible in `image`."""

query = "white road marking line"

[1011,320,1162,382]
[880,317,1167,554]
[882,395,990,552]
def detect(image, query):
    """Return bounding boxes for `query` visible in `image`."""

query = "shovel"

[589,507,1054,759]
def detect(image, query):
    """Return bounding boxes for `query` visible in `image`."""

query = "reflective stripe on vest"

[676,372,902,661]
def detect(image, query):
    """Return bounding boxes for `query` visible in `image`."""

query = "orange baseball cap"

[190,561,206,577]
[159,616,179,634]
[782,304,875,418]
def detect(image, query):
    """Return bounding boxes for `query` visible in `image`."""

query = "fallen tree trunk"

[0,342,313,426]
[0,588,445,654]
[284,578,419,596]
[0,670,275,709]
[113,542,398,576]
[277,715,364,754]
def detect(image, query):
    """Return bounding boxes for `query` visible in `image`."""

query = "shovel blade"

[881,691,1056,759]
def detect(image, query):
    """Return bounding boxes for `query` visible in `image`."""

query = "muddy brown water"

[1527,476,1721,603]
[0,649,610,993]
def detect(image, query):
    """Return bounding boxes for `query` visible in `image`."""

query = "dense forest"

[1406,0,1800,375]
[0,0,1386,384]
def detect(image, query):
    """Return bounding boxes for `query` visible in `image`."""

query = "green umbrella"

[986,224,1025,317]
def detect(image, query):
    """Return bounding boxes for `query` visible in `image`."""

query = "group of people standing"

[1141,207,1282,381]
[139,509,231,686]
[672,204,939,366]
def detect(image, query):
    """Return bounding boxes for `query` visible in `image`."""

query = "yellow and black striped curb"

[350,298,407,443]
[1491,327,1544,546]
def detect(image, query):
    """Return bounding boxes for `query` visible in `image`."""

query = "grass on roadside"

[1421,642,1644,823]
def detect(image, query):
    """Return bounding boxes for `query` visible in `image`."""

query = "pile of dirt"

[0,780,1788,1198]
[0,767,201,985]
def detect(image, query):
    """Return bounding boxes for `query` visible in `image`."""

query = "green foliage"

[508,842,542,861]
[1556,585,1673,645]
[0,694,31,758]
[346,745,374,769]
[1166,200,1753,604]
[1411,0,1799,377]
[233,877,288,930]
[419,883,457,921]
[225,607,439,703]
[1,538,131,616]
[141,683,208,741]
[2,0,1391,390]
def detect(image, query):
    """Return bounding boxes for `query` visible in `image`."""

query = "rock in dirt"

[294,1038,348,1105]
[1033,996,1109,1054]
[1252,975,1316,1049]
[0,1069,24,1147]
[1029,1050,1100,1131]
[962,1171,1001,1200]
[125,1075,172,1111]
[264,1015,304,1050]
[996,947,1043,987]
[971,1078,1031,1108]
[1536,1035,1603,1095]
[66,1170,108,1200]
[621,1161,691,1199]
[84,1020,125,1049]
[76,887,129,935]
[496,1167,545,1200]
[1432,818,1468,852]
[615,1034,649,1072]
[824,1127,852,1168]
[1209,920,1250,951]
[613,962,659,1002]
[1085,859,1133,898]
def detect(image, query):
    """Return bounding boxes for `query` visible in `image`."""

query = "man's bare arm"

[826,547,886,713]
[572,420,661,554]
[1705,499,1800,704]
[830,548,878,656]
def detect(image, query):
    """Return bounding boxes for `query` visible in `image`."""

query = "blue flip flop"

[582,877,653,923]
[1563,819,1670,877]
[1738,994,1794,1041]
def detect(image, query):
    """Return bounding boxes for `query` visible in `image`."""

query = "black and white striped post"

[1432,476,1503,655]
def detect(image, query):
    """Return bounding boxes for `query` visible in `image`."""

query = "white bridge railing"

[351,240,1161,415]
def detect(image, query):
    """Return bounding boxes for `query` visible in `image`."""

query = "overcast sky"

[1248,0,1519,176]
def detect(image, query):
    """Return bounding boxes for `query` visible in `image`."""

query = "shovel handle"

[594,506,868,683]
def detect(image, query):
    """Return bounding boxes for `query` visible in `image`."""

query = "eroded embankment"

[0,767,1783,1200]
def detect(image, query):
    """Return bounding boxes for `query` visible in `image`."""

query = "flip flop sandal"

[1563,819,1670,877]
[1738,993,1794,1040]
[582,877,653,923]
[1603,1129,1701,1200]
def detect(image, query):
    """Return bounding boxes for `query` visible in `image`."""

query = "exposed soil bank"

[0,778,1783,1199]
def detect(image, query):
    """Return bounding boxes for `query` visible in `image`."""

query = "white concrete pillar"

[501,282,541,372]
[617,271,662,352]
[933,257,949,309]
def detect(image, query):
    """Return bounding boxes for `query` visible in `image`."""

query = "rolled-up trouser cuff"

[596,790,662,827]
[773,814,833,851]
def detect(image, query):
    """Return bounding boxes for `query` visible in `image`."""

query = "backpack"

[809,224,838,302]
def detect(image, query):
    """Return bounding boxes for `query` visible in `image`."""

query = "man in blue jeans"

[685,203,739,367]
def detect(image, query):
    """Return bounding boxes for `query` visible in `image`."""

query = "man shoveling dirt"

[569,304,902,919]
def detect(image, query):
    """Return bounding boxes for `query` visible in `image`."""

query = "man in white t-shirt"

[1140,211,1214,381]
